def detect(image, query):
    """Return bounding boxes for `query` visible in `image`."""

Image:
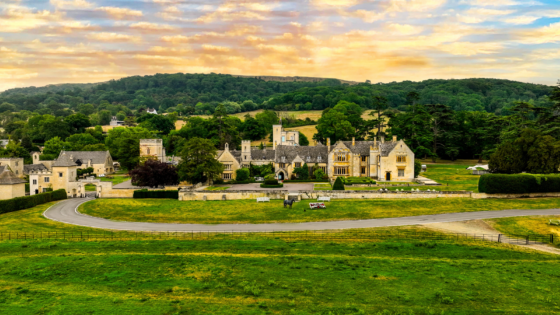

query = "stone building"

[140,139,166,162]
[215,124,415,182]
[0,158,24,178]
[0,168,26,200]
[29,152,81,196]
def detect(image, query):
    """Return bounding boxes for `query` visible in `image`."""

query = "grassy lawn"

[84,184,96,191]
[99,175,131,185]
[314,183,331,191]
[421,164,481,192]
[0,238,558,314]
[205,186,230,191]
[487,216,560,239]
[79,198,560,224]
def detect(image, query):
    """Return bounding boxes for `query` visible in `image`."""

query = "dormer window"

[317,156,322,162]
[281,156,286,162]
[307,156,311,162]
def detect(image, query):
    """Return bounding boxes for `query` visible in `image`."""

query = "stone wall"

[180,190,471,201]
[471,192,560,199]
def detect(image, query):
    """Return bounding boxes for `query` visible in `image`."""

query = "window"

[59,172,63,177]
[336,153,347,162]
[361,156,367,162]
[42,188,48,193]
[295,162,301,168]
[44,177,50,183]
[279,163,286,168]
[223,173,232,180]
[224,164,232,170]
[15,161,18,166]
[242,164,249,168]
[244,155,247,160]
[334,167,348,175]
[361,167,366,174]
[15,170,18,175]
[397,156,407,163]
[398,169,405,177]
[282,136,285,142]
[317,156,322,162]
[33,179,37,185]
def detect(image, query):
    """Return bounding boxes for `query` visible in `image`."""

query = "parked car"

[98,174,106,177]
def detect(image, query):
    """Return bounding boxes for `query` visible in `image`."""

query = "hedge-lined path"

[43,198,560,232]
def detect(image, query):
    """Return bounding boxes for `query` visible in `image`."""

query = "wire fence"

[0,230,555,245]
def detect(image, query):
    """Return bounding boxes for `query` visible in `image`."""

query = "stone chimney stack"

[381,137,385,144]
[374,137,377,148]
[393,135,397,142]
[327,138,331,151]
[352,137,355,146]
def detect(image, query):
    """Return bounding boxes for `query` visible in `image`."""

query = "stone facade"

[0,168,26,200]
[216,124,415,182]
[0,158,24,178]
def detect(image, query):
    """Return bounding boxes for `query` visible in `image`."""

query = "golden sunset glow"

[1,0,560,91]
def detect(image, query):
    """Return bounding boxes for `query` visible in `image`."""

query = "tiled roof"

[339,141,398,157]
[250,149,276,161]
[0,169,26,185]
[57,151,111,165]
[53,152,78,167]
[24,164,48,174]
[275,145,328,163]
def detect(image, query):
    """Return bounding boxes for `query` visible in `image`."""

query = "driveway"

[225,183,314,191]
[43,198,560,232]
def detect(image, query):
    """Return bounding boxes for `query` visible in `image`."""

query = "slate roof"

[56,151,111,166]
[24,164,48,174]
[0,169,26,185]
[338,141,398,157]
[229,150,243,163]
[275,145,328,163]
[53,152,78,167]
[250,149,276,161]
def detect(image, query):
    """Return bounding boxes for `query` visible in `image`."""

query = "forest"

[0,73,559,174]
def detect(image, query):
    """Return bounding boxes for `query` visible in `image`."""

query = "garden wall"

[180,190,471,201]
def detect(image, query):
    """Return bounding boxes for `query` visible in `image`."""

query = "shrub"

[313,169,326,180]
[264,178,279,185]
[213,178,224,185]
[0,189,67,215]
[478,174,560,194]
[414,160,422,178]
[332,177,345,190]
[235,168,250,182]
[133,189,179,199]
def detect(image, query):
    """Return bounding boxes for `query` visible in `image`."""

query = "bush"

[213,178,224,185]
[342,177,375,185]
[0,189,67,215]
[235,168,250,182]
[264,178,279,185]
[260,183,284,188]
[133,189,179,199]
[332,177,345,190]
[414,160,422,178]
[478,174,560,194]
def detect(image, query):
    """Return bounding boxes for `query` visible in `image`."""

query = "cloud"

[130,22,176,31]
[310,0,361,7]
[388,0,447,12]
[386,23,423,35]
[87,32,141,42]
[97,7,143,19]
[516,22,560,43]
[50,0,93,9]
[0,8,64,32]
[438,42,504,56]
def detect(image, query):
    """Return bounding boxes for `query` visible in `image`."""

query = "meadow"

[0,236,559,314]
[79,198,560,224]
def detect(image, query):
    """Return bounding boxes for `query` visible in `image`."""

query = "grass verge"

[79,198,560,224]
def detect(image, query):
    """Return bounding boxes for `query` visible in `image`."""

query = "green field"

[79,198,560,224]
[0,237,558,314]
[99,175,131,185]
[488,216,560,239]
[420,163,481,192]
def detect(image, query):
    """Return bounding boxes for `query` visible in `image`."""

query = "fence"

[0,230,555,245]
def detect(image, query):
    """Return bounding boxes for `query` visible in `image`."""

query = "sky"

[1,0,560,91]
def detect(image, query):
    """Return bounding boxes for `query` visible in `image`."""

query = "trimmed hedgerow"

[133,189,179,199]
[332,177,345,191]
[478,174,560,194]
[0,189,67,215]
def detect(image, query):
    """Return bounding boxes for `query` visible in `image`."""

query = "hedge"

[0,189,67,215]
[333,177,345,190]
[283,179,329,183]
[133,189,179,199]
[260,183,284,188]
[341,177,375,185]
[478,174,560,194]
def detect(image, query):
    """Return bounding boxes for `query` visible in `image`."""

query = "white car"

[98,174,106,177]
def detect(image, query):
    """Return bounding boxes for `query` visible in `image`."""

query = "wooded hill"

[0,73,553,116]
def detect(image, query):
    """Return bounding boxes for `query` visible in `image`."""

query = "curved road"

[44,198,560,232]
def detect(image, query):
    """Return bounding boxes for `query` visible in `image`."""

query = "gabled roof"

[250,149,276,161]
[53,152,78,167]
[340,141,372,156]
[56,151,111,165]
[0,169,26,185]
[275,145,328,163]
[379,142,398,157]
[24,164,48,174]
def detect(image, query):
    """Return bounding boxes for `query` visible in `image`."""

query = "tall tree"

[131,159,179,188]
[177,137,224,184]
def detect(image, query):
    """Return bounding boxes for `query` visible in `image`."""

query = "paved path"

[44,198,560,232]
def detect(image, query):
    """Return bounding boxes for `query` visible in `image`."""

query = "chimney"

[374,137,377,148]
[327,138,331,151]
[274,141,277,150]
[381,137,385,144]
[393,135,397,142]
[352,137,355,146]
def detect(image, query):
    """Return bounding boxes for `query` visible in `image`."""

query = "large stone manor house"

[140,123,415,182]
[217,124,415,182]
